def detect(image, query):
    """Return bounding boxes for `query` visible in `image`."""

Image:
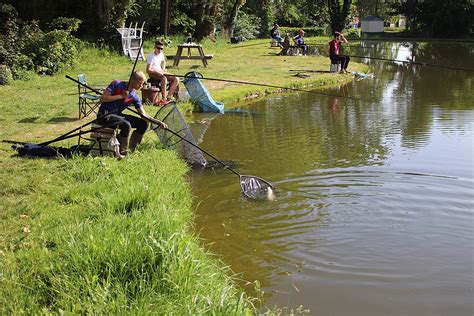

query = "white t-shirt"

[146,52,165,72]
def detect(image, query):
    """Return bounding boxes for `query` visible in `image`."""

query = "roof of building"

[361,15,383,21]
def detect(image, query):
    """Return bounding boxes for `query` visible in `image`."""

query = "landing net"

[240,175,275,200]
[152,102,207,168]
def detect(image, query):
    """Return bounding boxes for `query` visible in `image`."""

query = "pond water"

[188,41,474,315]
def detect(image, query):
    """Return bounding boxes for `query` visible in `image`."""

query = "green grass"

[0,36,366,313]
[0,151,257,313]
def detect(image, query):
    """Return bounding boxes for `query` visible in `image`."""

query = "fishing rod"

[60,39,146,144]
[229,41,269,49]
[127,107,274,199]
[305,42,474,72]
[126,39,146,90]
[346,54,474,72]
[306,42,414,53]
[20,69,276,198]
[175,74,362,101]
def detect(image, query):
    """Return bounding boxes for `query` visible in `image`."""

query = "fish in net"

[152,102,208,168]
[240,175,275,200]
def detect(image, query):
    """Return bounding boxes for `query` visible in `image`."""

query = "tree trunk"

[327,0,352,34]
[194,1,220,41]
[226,0,245,38]
[160,0,170,36]
[95,0,134,26]
[405,0,418,31]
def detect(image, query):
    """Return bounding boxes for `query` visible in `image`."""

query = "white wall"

[361,21,384,33]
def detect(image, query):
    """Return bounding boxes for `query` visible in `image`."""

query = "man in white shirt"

[146,41,180,101]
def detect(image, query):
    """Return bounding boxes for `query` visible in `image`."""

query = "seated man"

[98,70,167,157]
[293,29,308,55]
[146,40,180,102]
[328,31,350,73]
[270,24,283,48]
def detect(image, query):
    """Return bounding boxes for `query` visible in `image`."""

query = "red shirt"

[329,39,341,55]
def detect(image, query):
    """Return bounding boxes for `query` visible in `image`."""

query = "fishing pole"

[127,107,274,199]
[125,39,146,90]
[229,42,269,49]
[175,74,362,101]
[306,42,414,53]
[346,54,474,72]
[305,42,474,72]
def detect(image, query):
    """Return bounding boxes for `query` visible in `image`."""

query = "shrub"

[0,5,82,79]
[344,27,360,39]
[48,17,82,33]
[26,30,81,75]
[279,26,326,38]
[0,64,12,85]
[234,11,261,39]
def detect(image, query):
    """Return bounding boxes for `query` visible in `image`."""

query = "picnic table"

[172,43,213,68]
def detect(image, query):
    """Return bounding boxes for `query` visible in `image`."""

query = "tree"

[327,0,352,33]
[226,0,246,37]
[194,0,223,41]
[95,0,137,27]
[355,0,391,19]
[389,0,473,36]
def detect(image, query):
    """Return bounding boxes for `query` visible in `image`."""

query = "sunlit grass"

[0,151,257,313]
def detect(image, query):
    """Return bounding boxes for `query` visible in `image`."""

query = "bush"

[0,64,12,85]
[344,27,360,39]
[278,26,325,38]
[48,17,82,33]
[234,11,261,39]
[26,30,81,75]
[0,5,82,78]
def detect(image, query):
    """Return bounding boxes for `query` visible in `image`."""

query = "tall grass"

[0,150,256,313]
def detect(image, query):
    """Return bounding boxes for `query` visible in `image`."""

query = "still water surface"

[188,42,473,315]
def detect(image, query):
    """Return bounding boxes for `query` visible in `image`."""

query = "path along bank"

[0,37,367,313]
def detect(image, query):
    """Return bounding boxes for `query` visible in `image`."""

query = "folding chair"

[77,74,101,119]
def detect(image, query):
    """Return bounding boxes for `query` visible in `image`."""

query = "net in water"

[240,175,275,200]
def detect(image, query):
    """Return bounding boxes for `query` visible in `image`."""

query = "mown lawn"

[0,36,367,313]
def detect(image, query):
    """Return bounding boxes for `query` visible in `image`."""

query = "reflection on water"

[189,41,474,315]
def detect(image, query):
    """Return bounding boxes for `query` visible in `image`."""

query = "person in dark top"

[98,70,167,156]
[293,29,308,55]
[270,24,283,47]
[328,31,350,73]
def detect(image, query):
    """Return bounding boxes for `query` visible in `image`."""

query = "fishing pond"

[188,41,473,315]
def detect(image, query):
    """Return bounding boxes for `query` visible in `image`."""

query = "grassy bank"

[1,151,257,313]
[0,36,366,313]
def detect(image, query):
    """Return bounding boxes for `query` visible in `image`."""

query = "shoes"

[153,99,171,106]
